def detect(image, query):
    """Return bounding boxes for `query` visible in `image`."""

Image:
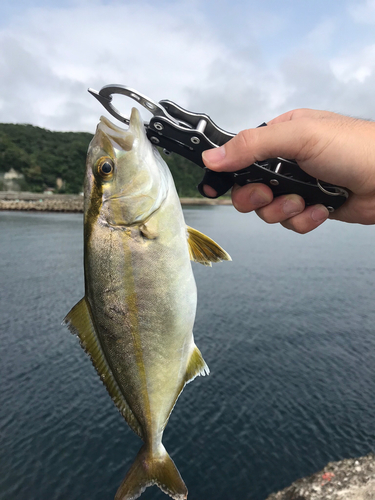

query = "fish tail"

[115,443,187,500]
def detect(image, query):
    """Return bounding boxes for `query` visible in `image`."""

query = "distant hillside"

[0,123,203,196]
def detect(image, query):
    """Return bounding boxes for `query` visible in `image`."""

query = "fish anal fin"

[185,345,210,384]
[160,344,209,434]
[115,444,187,500]
[62,297,143,439]
[187,225,231,266]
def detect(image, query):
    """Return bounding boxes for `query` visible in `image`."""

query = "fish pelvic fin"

[185,345,209,384]
[187,225,231,266]
[62,297,143,439]
[115,444,187,500]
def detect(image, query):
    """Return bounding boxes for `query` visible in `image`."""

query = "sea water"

[0,208,374,500]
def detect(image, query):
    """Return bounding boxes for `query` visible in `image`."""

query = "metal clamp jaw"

[88,84,349,211]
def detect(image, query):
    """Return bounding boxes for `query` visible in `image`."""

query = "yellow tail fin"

[115,444,187,500]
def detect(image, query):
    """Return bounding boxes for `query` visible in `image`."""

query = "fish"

[63,107,231,500]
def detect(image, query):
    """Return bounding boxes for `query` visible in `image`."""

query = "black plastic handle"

[147,117,348,210]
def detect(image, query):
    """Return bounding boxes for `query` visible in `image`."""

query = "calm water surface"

[0,208,374,500]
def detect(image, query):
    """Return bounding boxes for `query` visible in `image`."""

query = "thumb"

[202,120,314,172]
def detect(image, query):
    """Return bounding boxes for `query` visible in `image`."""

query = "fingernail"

[283,199,303,217]
[311,206,329,222]
[249,190,272,208]
[202,185,218,198]
[202,145,226,164]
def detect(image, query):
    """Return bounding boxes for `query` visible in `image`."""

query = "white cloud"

[331,45,375,83]
[184,54,292,132]
[305,19,337,53]
[0,0,375,136]
[0,2,229,131]
[349,0,375,24]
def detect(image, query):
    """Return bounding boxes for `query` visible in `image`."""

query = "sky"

[1,0,375,133]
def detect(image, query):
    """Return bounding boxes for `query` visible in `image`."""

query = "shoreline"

[266,453,375,500]
[0,191,232,212]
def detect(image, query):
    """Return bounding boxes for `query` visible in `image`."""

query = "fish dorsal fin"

[185,345,210,384]
[187,226,232,266]
[63,297,144,439]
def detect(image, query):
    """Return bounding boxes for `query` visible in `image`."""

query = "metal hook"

[88,84,169,127]
[316,179,349,198]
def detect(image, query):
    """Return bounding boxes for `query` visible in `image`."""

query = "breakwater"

[0,191,232,212]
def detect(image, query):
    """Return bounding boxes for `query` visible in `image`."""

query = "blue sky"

[1,0,375,132]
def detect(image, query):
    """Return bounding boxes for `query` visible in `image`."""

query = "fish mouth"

[97,108,145,151]
[97,116,134,151]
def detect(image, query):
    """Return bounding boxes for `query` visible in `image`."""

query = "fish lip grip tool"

[89,84,349,211]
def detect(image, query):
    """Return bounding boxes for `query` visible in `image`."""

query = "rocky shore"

[0,191,232,212]
[266,454,375,500]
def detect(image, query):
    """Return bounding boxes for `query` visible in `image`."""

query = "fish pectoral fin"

[115,444,187,500]
[187,225,232,266]
[62,297,144,439]
[185,345,210,384]
[140,222,158,240]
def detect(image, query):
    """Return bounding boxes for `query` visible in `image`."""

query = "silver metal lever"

[88,84,171,127]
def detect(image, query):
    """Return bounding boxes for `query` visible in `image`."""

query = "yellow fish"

[64,108,230,499]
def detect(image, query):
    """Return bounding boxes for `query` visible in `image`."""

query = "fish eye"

[97,157,114,179]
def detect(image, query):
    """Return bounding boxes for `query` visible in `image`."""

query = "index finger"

[201,119,314,172]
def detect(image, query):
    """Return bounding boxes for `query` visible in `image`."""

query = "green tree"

[0,123,203,196]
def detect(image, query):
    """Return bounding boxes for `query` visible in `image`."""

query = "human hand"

[202,109,375,233]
